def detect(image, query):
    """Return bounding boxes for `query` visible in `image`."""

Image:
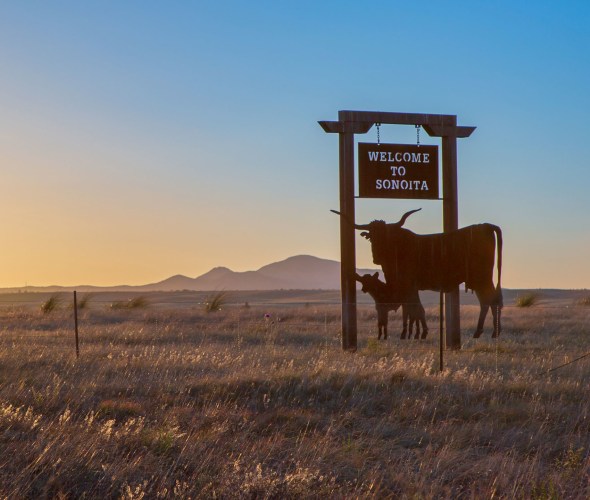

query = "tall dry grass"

[0,300,589,498]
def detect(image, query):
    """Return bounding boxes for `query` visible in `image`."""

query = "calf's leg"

[400,305,408,339]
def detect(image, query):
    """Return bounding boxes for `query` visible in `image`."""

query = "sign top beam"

[338,110,457,127]
[320,111,475,138]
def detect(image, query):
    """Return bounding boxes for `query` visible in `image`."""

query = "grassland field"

[0,290,589,498]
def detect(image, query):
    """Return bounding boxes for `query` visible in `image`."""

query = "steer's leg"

[411,308,420,339]
[475,286,499,338]
[414,316,420,339]
[474,302,489,338]
[420,307,429,339]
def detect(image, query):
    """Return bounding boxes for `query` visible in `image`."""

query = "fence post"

[439,291,444,372]
[74,291,80,358]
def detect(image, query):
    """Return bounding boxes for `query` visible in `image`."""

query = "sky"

[1,1,589,289]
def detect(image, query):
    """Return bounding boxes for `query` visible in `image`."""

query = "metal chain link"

[376,123,381,145]
[416,125,421,146]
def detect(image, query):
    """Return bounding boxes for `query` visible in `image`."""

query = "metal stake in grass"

[74,291,80,358]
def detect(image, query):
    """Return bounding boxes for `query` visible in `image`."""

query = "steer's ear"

[354,273,362,281]
[372,272,379,278]
[360,231,370,240]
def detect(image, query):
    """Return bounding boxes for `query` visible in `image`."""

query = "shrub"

[576,296,590,307]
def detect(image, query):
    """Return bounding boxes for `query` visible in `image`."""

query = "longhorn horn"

[396,208,422,227]
[330,209,371,230]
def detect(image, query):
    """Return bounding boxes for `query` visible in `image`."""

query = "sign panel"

[358,143,439,199]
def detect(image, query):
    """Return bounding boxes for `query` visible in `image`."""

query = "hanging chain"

[415,125,421,147]
[376,123,381,145]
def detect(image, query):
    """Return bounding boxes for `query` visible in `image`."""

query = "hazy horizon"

[2,2,590,289]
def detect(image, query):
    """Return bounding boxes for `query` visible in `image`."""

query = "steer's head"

[331,208,421,266]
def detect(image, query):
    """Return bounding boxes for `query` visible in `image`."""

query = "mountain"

[0,255,379,293]
[142,255,377,291]
[142,265,285,291]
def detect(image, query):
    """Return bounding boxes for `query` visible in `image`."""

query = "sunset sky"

[1,1,590,288]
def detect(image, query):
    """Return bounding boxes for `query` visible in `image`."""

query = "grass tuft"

[71,293,94,311]
[40,294,62,314]
[204,291,227,313]
[515,292,538,308]
[77,293,94,310]
[97,399,144,419]
[111,296,149,310]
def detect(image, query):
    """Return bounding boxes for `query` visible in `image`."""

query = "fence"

[1,290,589,374]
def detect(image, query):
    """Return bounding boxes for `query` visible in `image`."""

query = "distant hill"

[0,255,379,292]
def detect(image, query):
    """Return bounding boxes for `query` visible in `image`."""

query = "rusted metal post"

[339,131,357,351]
[442,133,461,350]
[73,291,80,358]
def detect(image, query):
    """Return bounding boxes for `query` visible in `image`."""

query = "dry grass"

[0,297,589,498]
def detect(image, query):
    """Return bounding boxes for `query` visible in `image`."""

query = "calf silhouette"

[356,273,428,340]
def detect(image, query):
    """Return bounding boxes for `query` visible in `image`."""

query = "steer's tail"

[492,224,503,307]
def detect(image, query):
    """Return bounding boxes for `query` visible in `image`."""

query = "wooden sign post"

[319,111,475,351]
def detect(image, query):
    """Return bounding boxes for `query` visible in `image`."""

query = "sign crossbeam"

[320,110,475,351]
[339,110,458,127]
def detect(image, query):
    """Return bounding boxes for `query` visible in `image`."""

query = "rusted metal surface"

[319,110,476,351]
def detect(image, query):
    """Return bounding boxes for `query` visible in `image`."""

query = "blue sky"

[1,1,589,287]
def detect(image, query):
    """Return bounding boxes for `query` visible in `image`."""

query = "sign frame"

[319,110,476,352]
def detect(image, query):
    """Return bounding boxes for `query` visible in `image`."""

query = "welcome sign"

[358,143,439,199]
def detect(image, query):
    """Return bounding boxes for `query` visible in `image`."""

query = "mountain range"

[2,255,379,292]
